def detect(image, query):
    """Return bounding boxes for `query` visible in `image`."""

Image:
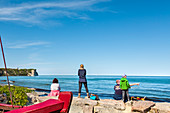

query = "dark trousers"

[122,90,130,102]
[79,82,89,93]
[113,94,122,100]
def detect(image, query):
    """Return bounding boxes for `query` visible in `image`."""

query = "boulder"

[27,91,58,105]
[0,94,3,101]
[71,97,85,107]
[94,106,122,113]
[27,91,38,96]
[69,97,84,113]
[98,99,126,110]
[125,101,133,106]
[71,97,98,106]
[83,104,93,113]
[37,96,58,103]
[26,92,40,104]
[114,100,126,110]
[150,102,170,113]
[35,92,48,96]
[0,93,8,103]
[69,104,83,113]
[84,98,98,106]
[69,97,98,113]
[132,101,155,113]
[27,88,36,91]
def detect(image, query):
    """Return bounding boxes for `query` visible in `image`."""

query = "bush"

[0,85,32,106]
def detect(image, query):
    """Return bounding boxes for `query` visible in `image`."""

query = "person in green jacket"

[120,74,131,102]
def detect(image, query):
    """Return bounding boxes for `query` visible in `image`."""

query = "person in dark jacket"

[113,80,122,100]
[78,64,89,98]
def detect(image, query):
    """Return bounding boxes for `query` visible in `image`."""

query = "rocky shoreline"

[0,84,169,113]
[26,91,170,113]
[69,97,170,113]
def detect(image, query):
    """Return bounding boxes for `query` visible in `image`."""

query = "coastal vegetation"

[0,85,32,106]
[0,68,38,76]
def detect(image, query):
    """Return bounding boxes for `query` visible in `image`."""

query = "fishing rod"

[0,36,13,107]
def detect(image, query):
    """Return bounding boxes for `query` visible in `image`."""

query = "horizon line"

[39,74,170,76]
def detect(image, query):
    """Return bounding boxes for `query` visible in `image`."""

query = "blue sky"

[0,0,170,75]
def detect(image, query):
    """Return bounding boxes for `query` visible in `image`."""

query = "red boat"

[0,91,73,113]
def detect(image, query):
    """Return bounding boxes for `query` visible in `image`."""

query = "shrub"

[0,85,32,106]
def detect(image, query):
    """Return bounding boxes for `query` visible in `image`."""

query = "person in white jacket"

[48,78,60,96]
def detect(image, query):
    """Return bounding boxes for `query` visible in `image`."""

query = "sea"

[0,75,169,102]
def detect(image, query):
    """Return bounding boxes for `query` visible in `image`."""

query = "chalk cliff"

[0,68,38,76]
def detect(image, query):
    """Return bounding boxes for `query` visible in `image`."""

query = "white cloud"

[7,41,50,49]
[0,0,112,24]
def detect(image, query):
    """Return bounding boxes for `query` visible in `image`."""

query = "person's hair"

[53,78,58,83]
[80,64,84,68]
[116,80,120,84]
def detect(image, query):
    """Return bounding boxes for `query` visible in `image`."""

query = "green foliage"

[0,85,32,106]
[19,69,28,76]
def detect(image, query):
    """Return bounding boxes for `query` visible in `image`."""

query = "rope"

[0,36,14,107]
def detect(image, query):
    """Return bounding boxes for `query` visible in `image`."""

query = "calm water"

[0,75,170,102]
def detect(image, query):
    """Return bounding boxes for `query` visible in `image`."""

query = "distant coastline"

[0,68,38,76]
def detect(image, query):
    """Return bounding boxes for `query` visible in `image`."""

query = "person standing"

[78,64,89,98]
[120,74,131,102]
